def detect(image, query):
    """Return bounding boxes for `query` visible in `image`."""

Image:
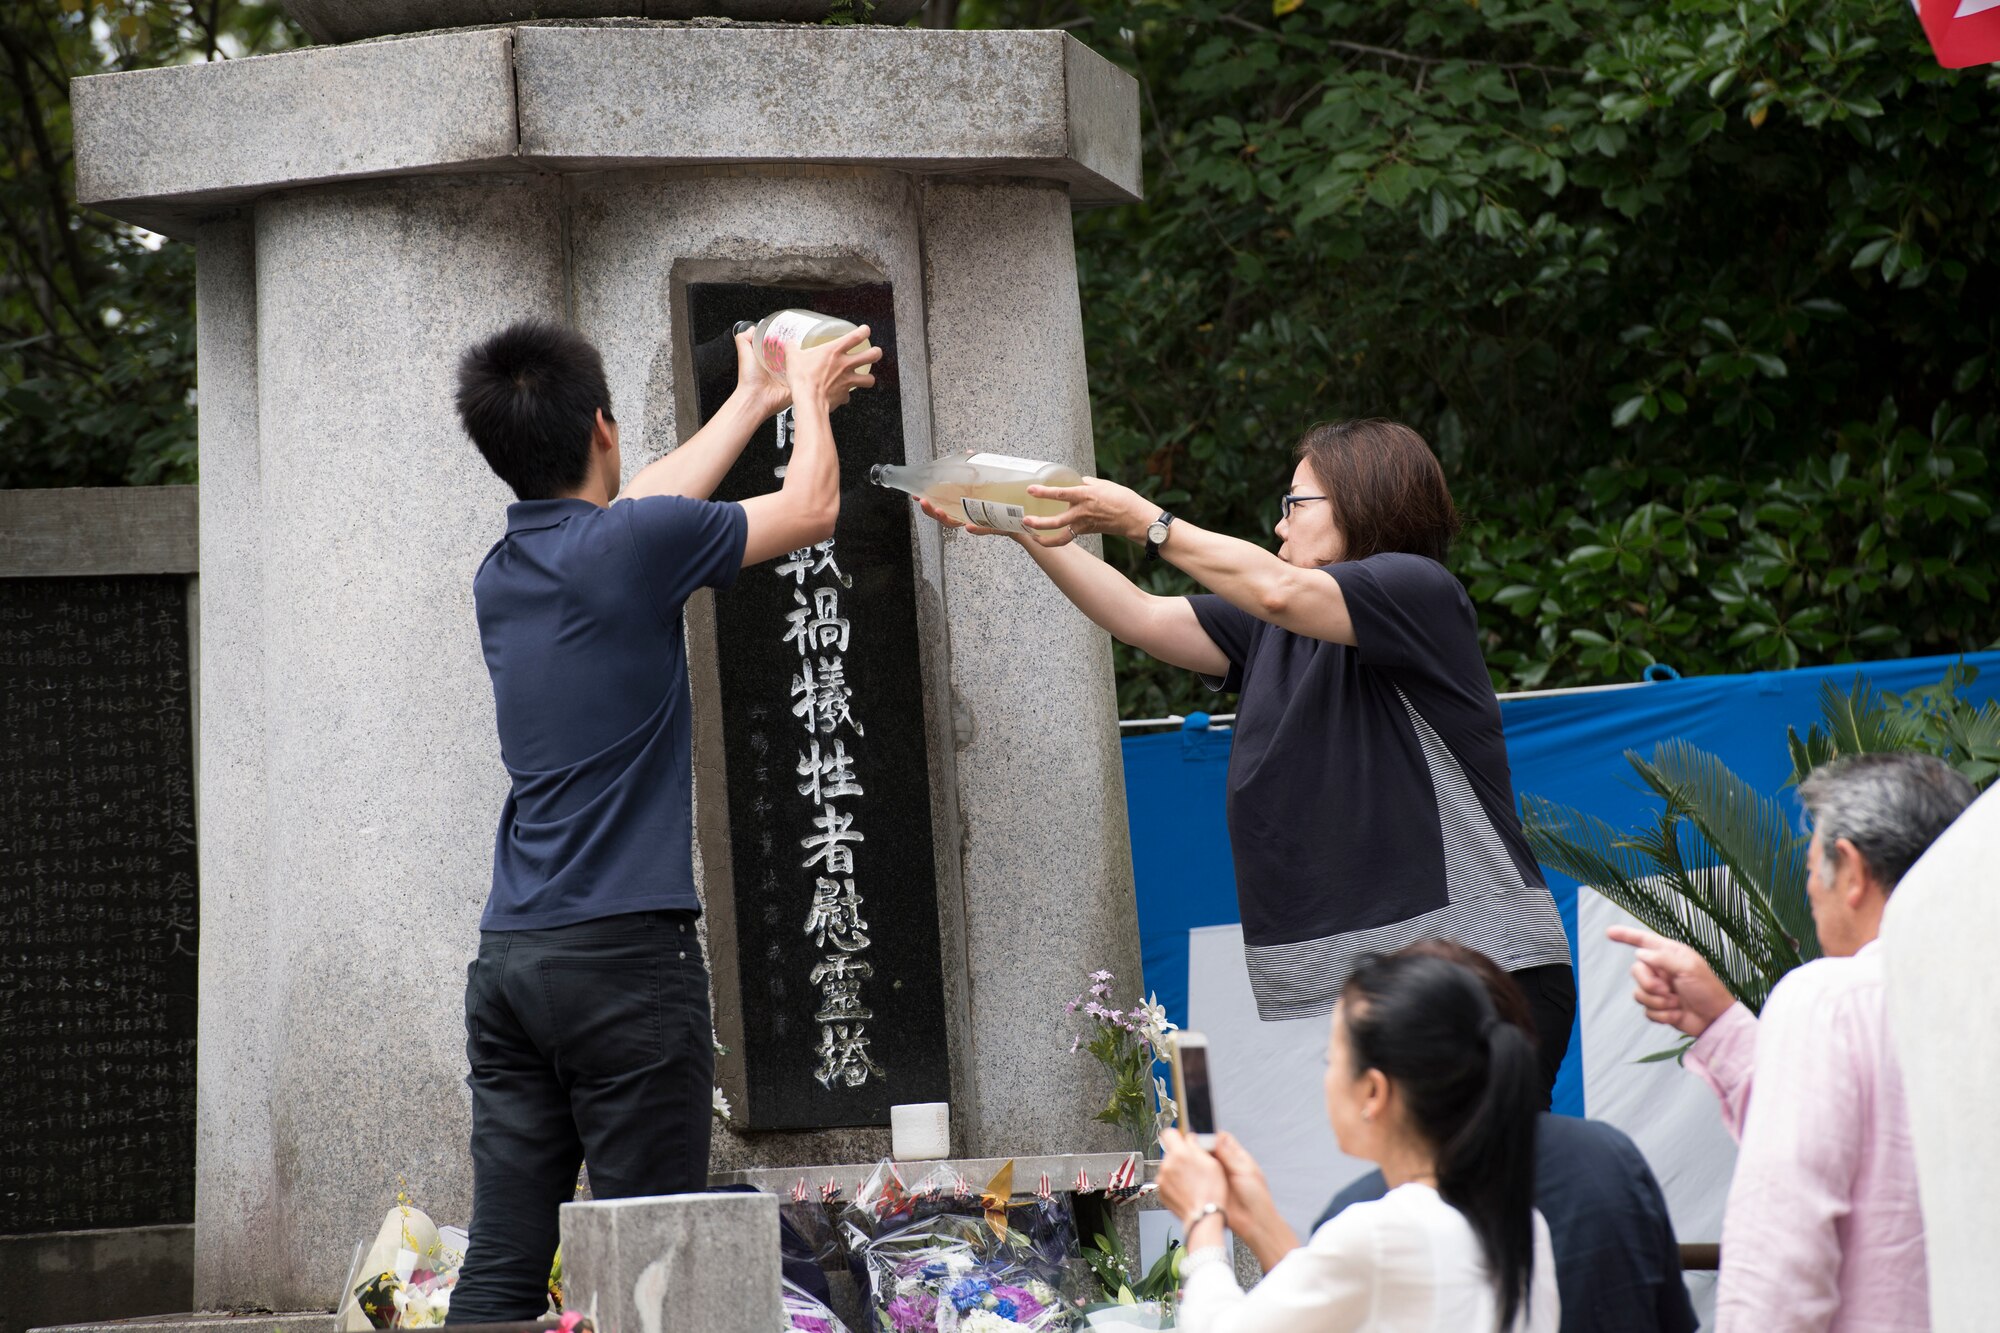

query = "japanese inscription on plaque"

[0,576,198,1232]
[687,282,951,1129]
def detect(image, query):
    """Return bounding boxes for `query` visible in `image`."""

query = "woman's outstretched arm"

[917,498,1229,676]
[1021,479,1358,647]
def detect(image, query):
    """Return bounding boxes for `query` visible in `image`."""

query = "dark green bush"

[966,0,2000,712]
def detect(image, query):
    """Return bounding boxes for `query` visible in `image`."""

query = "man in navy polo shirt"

[446,317,879,1320]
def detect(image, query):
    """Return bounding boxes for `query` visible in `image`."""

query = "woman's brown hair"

[1293,419,1461,564]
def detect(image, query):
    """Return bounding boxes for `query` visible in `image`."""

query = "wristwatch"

[1145,511,1176,561]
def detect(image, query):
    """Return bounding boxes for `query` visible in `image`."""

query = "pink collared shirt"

[1687,940,1928,1333]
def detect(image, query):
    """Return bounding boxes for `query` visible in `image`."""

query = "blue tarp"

[1121,649,2000,1117]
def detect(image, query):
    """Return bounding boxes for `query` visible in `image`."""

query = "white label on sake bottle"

[960,497,1028,532]
[760,310,824,374]
[965,452,1049,474]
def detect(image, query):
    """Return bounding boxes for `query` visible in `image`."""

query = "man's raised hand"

[1604,925,1738,1039]
[785,326,880,410]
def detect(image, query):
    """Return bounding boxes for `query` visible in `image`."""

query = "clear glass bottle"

[734,310,873,380]
[871,450,1084,537]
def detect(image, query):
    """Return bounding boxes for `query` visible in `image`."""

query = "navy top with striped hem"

[1188,552,1572,1021]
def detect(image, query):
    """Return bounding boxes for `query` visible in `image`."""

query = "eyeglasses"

[1279,493,1328,521]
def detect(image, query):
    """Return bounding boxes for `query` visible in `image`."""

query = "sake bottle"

[870,450,1084,537]
[733,310,873,380]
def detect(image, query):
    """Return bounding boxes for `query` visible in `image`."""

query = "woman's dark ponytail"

[1438,1017,1540,1329]
[1342,953,1541,1330]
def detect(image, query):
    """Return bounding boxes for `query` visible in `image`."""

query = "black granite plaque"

[0,576,198,1232]
[687,282,951,1130]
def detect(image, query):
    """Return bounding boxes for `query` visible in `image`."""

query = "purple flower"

[1090,969,1114,983]
[885,1293,937,1332]
[991,1285,1044,1319]
[1064,998,1081,1013]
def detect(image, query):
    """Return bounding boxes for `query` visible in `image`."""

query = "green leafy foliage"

[1523,739,1817,1015]
[960,0,2000,712]
[0,2,298,489]
[1078,1221,1181,1311]
[1523,665,1989,1019]
[1786,661,2000,789]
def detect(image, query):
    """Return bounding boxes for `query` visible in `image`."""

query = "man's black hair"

[455,319,615,501]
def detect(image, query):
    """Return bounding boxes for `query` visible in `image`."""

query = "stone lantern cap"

[285,0,927,42]
[70,24,1140,238]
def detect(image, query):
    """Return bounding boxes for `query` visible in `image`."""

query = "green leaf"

[1851,237,1893,269]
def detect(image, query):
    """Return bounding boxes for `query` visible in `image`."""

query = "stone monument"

[71,2,1144,1313]
[1882,783,2000,1332]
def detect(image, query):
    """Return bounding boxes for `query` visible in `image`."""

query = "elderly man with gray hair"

[1608,752,1976,1333]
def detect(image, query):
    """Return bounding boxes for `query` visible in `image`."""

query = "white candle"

[890,1102,951,1160]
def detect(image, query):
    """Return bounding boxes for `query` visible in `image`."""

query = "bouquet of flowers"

[1065,971,1177,1159]
[784,1276,855,1333]
[858,1211,1071,1333]
[835,1158,1097,1333]
[338,1202,467,1329]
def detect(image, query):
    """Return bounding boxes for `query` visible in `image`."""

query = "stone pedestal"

[74,20,1142,1311]
[1882,785,2000,1332]
[559,1193,782,1333]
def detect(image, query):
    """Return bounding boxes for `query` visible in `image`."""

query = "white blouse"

[1178,1183,1560,1333]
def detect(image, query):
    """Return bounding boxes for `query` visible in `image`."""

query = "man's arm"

[737,328,879,567]
[1709,975,1859,1333]
[621,330,789,504]
[1604,925,1756,1131]
[1685,1002,1758,1137]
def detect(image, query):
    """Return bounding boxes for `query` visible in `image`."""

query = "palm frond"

[1521,794,1775,1008]
[1631,741,1818,976]
[1787,674,1930,787]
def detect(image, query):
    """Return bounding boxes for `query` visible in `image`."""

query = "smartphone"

[1169,1031,1218,1149]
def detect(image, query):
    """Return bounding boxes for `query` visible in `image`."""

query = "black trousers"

[1512,962,1578,1111]
[449,910,713,1323]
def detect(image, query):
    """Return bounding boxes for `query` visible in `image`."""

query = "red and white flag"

[1917,0,2000,67]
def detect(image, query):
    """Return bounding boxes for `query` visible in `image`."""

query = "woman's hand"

[1157,1128,1230,1229]
[786,326,881,410]
[1210,1132,1302,1272]
[733,327,791,418]
[1210,1133,1275,1226]
[913,496,1067,547]
[1021,476,1158,545]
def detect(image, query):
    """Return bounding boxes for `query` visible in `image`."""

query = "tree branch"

[0,25,99,300]
[1215,14,1574,76]
[0,189,98,354]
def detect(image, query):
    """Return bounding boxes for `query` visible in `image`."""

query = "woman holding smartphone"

[916,419,1575,1099]
[1156,951,1557,1332]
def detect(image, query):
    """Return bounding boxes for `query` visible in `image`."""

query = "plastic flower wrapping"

[784,1276,855,1333]
[338,1204,468,1330]
[838,1162,1091,1333]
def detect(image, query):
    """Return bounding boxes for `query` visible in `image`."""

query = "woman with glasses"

[913,419,1576,1102]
